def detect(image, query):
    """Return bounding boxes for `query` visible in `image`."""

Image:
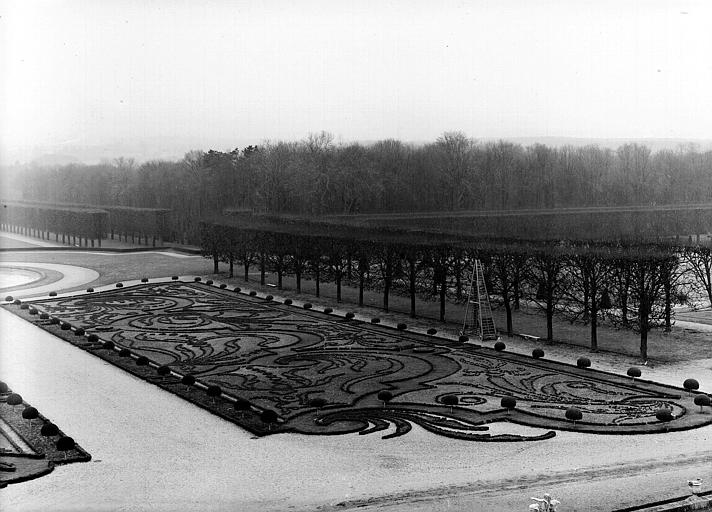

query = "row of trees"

[7,133,712,243]
[8,199,171,244]
[200,219,712,360]
[0,202,107,246]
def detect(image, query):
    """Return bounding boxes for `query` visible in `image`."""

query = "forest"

[5,132,712,242]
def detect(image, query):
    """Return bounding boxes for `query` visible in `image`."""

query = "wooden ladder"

[462,259,498,341]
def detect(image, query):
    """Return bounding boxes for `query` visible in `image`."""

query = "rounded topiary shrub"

[577,357,592,369]
[377,390,393,407]
[206,385,222,399]
[532,348,545,359]
[86,288,94,292]
[565,407,583,423]
[13,299,21,305]
[501,396,517,413]
[683,379,700,394]
[303,303,312,310]
[427,328,437,335]
[234,399,251,414]
[458,335,469,343]
[22,406,39,422]
[206,280,213,285]
[103,340,115,350]
[4,296,12,302]
[264,294,273,301]
[308,397,327,409]
[219,284,227,289]
[49,291,57,297]
[119,348,131,357]
[323,307,333,314]
[371,318,381,324]
[194,277,202,282]
[87,334,99,342]
[233,287,241,293]
[171,276,179,280]
[283,299,293,305]
[29,308,38,315]
[50,317,60,325]
[627,367,642,379]
[396,323,407,331]
[40,313,49,319]
[41,422,59,437]
[7,393,23,407]
[115,283,123,288]
[60,322,71,330]
[694,394,711,412]
[136,356,149,366]
[56,436,75,457]
[20,304,29,310]
[157,365,171,376]
[74,327,85,336]
[0,381,8,393]
[141,277,149,283]
[249,291,257,296]
[441,395,459,412]
[656,408,674,423]
[494,341,506,351]
[181,374,196,386]
[260,410,279,429]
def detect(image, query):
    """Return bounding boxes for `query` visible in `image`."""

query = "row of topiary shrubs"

[1,383,77,458]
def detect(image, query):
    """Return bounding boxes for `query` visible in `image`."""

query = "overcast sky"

[1,0,711,162]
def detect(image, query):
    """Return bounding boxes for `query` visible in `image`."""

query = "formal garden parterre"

[0,381,91,488]
[6,280,711,442]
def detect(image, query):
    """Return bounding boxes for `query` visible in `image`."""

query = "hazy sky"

[2,0,711,161]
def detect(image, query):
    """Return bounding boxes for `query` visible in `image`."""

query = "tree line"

[7,132,712,243]
[0,201,107,247]
[200,218,712,361]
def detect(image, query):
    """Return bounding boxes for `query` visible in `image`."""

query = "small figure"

[529,493,560,512]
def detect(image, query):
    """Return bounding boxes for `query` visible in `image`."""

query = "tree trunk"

[336,270,342,303]
[504,301,513,336]
[244,260,250,282]
[409,259,416,318]
[358,267,365,307]
[590,277,599,351]
[639,299,649,360]
[439,268,447,322]
[260,253,266,285]
[315,265,320,297]
[664,279,672,332]
[454,259,462,300]
[229,256,234,278]
[383,260,392,312]
[296,264,302,293]
[546,293,554,342]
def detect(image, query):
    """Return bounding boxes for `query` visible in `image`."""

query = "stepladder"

[461,259,498,341]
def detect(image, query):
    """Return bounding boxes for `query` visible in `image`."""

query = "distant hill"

[483,136,712,152]
[3,135,711,166]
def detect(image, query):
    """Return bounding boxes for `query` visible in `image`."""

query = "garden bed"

[5,280,711,441]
